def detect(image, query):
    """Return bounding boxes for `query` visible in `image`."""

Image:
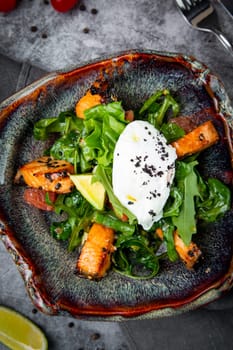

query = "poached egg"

[112,120,177,230]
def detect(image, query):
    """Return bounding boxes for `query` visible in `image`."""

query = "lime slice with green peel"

[0,306,48,350]
[70,174,106,210]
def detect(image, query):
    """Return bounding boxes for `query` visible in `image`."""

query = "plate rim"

[1,49,233,320]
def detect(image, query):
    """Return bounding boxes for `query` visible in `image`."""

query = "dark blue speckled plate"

[1,50,233,320]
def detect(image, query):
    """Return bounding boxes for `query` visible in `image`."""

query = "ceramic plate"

[1,50,233,320]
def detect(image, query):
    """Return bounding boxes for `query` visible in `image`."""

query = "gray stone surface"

[0,0,233,349]
[0,238,135,350]
[0,1,232,96]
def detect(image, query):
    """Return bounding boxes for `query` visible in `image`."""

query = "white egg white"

[112,120,177,230]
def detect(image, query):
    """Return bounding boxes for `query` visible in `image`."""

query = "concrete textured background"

[0,1,232,75]
[0,0,233,349]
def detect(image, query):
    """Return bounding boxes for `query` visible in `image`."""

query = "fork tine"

[176,0,188,11]
[176,0,213,25]
[175,0,233,56]
[176,0,199,11]
[176,0,210,11]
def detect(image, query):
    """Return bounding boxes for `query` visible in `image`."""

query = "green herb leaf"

[93,165,136,224]
[82,102,127,167]
[172,160,200,245]
[160,122,185,143]
[93,211,135,235]
[139,89,180,128]
[197,178,231,222]
[113,234,161,279]
[33,111,83,140]
[52,189,94,251]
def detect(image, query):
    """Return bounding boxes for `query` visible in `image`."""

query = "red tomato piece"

[0,0,17,12]
[23,188,57,211]
[51,0,78,12]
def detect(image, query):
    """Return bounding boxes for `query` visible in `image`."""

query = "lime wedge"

[0,306,48,350]
[70,174,106,210]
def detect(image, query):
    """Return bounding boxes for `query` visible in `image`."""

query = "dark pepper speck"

[55,183,62,190]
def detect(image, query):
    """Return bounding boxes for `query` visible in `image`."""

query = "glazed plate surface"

[1,50,233,320]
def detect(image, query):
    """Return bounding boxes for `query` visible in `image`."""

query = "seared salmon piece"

[77,223,115,279]
[171,121,219,158]
[75,90,102,119]
[156,228,201,269]
[174,232,201,269]
[15,156,74,194]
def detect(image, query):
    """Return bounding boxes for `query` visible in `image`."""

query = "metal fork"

[175,0,233,56]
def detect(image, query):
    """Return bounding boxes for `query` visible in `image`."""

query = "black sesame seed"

[45,173,53,181]
[149,191,157,198]
[188,250,194,257]
[55,183,61,190]
[91,8,98,15]
[79,4,86,11]
[142,164,156,177]
[61,170,67,177]
[30,26,38,32]
[148,210,156,217]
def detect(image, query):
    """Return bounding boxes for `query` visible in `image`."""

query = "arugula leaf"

[139,89,180,128]
[160,219,178,262]
[93,164,136,224]
[163,186,183,218]
[93,211,135,235]
[196,178,231,222]
[51,189,94,251]
[113,234,161,279]
[152,218,178,262]
[172,160,200,245]
[51,219,72,241]
[160,122,185,143]
[139,90,165,115]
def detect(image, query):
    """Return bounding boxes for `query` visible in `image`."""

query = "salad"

[15,87,231,280]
